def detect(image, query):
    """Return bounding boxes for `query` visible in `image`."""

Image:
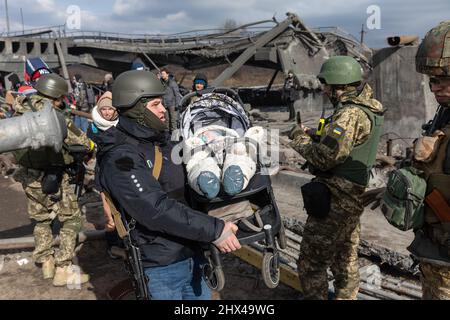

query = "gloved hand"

[289,124,305,140]
[360,187,386,210]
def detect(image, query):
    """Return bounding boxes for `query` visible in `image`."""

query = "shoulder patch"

[332,126,344,136]
[330,125,346,139]
[115,157,135,171]
[321,125,346,152]
[322,135,339,151]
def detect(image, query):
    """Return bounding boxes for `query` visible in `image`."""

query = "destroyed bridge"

[0,13,370,88]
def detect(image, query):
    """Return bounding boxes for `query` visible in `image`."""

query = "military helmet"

[112,70,166,109]
[34,73,68,99]
[317,56,363,85]
[416,21,450,76]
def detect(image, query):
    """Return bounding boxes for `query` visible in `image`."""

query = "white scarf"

[91,105,118,131]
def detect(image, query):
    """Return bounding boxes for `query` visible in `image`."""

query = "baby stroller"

[179,88,287,291]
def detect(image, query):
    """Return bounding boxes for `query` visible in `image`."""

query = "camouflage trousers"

[297,193,363,300]
[14,168,82,267]
[420,262,450,300]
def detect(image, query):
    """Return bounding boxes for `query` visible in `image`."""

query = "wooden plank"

[232,245,301,291]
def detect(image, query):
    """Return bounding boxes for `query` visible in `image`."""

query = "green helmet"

[112,70,166,109]
[416,21,450,76]
[317,56,363,85]
[34,73,68,99]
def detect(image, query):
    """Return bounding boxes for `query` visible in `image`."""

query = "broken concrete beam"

[0,230,106,251]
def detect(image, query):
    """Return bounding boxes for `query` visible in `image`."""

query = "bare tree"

[223,18,238,32]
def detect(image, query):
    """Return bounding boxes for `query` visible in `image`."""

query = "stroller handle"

[179,87,244,112]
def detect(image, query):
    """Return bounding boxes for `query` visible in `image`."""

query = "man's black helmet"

[112,70,166,109]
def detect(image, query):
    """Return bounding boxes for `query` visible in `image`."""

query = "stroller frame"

[182,89,286,291]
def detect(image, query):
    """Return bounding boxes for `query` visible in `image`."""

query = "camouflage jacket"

[290,84,384,204]
[0,103,12,119]
[14,94,93,163]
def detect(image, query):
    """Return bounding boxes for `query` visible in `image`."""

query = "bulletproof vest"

[330,104,384,186]
[421,119,450,250]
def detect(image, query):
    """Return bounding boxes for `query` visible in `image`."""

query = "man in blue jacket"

[98,70,240,300]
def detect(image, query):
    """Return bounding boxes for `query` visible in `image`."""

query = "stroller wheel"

[203,264,225,292]
[262,252,280,289]
[277,223,288,250]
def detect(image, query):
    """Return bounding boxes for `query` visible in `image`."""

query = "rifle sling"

[104,191,128,239]
[153,145,163,180]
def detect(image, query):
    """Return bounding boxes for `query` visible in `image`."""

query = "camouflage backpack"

[380,167,427,231]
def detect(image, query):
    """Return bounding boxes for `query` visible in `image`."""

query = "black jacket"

[97,116,224,267]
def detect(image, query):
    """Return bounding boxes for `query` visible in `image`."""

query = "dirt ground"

[0,108,415,300]
[0,242,299,300]
[0,169,299,300]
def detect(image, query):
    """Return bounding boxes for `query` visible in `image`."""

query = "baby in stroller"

[181,91,265,199]
[179,88,286,291]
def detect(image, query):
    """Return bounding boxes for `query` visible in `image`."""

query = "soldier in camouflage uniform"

[289,56,385,299]
[0,103,10,119]
[0,91,15,119]
[407,21,450,300]
[12,73,93,287]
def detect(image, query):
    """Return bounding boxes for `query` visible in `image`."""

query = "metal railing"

[0,21,277,45]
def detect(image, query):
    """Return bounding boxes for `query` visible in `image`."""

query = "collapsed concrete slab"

[369,46,437,154]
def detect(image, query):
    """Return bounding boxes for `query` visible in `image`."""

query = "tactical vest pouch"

[301,181,331,219]
[425,188,450,223]
[41,167,64,195]
[381,167,427,231]
[413,130,445,163]
[407,229,450,266]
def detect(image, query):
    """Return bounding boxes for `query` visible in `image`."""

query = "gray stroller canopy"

[180,92,250,140]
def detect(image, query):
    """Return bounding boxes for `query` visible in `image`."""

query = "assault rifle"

[104,192,150,300]
[65,144,88,199]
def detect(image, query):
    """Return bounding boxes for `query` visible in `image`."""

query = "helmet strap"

[121,99,168,132]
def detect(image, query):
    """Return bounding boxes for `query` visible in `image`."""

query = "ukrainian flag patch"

[333,127,343,135]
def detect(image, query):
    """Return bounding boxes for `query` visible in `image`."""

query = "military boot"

[42,256,55,279]
[52,264,90,287]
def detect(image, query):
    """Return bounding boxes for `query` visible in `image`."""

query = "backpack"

[380,166,427,231]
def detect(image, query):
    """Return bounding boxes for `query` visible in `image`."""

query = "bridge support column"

[4,40,12,55]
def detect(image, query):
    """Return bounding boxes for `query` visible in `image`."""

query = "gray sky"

[0,0,448,48]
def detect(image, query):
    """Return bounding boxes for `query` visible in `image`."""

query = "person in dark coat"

[98,70,241,300]
[282,70,301,121]
[159,68,182,132]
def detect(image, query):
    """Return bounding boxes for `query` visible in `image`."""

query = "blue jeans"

[144,256,211,300]
[74,115,89,133]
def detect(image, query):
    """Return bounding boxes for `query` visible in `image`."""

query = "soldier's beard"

[121,100,168,133]
[437,97,450,107]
